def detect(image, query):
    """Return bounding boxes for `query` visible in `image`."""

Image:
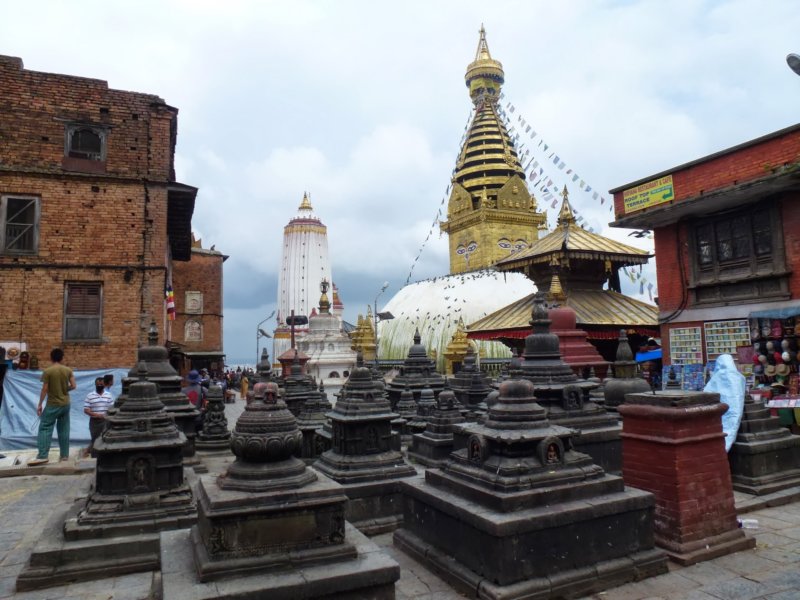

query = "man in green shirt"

[28,348,76,466]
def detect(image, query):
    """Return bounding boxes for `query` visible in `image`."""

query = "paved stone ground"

[1,396,800,599]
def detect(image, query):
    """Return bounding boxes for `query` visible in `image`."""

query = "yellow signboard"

[622,175,674,214]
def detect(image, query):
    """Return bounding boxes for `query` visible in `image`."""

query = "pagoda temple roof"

[495,190,651,271]
[466,289,658,340]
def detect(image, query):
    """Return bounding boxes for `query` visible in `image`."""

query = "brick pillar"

[619,391,754,565]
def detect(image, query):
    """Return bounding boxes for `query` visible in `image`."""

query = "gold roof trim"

[466,289,658,333]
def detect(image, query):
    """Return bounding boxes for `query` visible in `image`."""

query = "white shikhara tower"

[273,193,333,363]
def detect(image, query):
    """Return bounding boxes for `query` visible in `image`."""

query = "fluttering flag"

[592,191,599,200]
[558,161,565,170]
[552,155,559,164]
[586,186,592,193]
[525,125,531,133]
[600,197,605,205]
[165,285,176,321]
[551,199,558,208]
[580,179,585,188]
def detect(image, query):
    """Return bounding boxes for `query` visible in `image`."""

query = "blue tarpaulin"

[0,368,127,450]
[635,349,662,363]
[749,304,800,319]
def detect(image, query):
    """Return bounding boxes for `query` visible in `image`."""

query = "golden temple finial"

[474,24,492,62]
[547,273,567,303]
[557,185,576,227]
[298,191,313,211]
[465,25,504,105]
[319,278,331,314]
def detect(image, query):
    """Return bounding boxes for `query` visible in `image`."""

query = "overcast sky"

[3,0,800,363]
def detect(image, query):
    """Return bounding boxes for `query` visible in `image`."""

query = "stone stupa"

[407,389,466,468]
[395,377,666,599]
[384,329,445,410]
[511,293,622,472]
[314,360,417,535]
[160,381,400,598]
[18,363,197,591]
[604,328,652,411]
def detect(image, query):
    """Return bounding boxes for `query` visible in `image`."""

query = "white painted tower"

[273,193,333,365]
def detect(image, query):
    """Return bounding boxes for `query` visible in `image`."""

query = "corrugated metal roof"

[466,289,658,334]
[496,222,651,269]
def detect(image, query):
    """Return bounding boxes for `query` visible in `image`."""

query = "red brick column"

[619,391,754,565]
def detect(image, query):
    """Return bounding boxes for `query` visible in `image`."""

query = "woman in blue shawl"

[703,354,745,452]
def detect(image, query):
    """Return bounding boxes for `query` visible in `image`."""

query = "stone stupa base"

[161,523,397,599]
[17,474,197,591]
[407,433,453,468]
[394,473,667,600]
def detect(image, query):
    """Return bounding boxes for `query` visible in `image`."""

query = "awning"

[749,303,800,320]
[179,351,225,357]
[636,349,662,362]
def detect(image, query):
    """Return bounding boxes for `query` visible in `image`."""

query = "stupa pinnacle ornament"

[440,26,546,274]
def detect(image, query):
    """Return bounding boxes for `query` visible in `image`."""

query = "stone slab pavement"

[1,395,800,599]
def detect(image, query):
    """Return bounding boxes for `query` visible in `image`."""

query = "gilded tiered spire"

[440,26,547,274]
[298,191,313,211]
[557,186,576,227]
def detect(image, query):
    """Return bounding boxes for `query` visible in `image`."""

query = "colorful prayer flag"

[165,285,176,321]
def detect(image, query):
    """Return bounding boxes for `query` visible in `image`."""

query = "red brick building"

[0,55,196,369]
[169,236,227,375]
[610,124,800,369]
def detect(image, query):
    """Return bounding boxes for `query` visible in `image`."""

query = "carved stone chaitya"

[282,350,320,416]
[314,364,417,535]
[392,383,418,445]
[171,381,399,597]
[408,390,466,468]
[604,329,651,411]
[395,378,666,599]
[296,381,333,462]
[406,385,437,436]
[385,329,445,410]
[510,293,622,472]
[17,364,197,591]
[447,349,492,419]
[116,323,201,465]
[728,394,800,495]
[195,384,231,452]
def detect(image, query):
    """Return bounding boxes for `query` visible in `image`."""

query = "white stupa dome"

[377,269,536,369]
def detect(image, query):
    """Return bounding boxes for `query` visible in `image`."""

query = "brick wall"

[613,126,800,218]
[0,55,186,369]
[170,247,225,353]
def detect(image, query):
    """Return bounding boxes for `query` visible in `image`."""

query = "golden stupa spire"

[557,185,576,227]
[318,278,331,314]
[465,25,504,106]
[547,273,567,303]
[298,191,313,211]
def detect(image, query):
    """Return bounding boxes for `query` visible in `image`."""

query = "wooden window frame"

[0,195,40,255]
[63,282,103,342]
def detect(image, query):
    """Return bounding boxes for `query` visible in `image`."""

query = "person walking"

[83,376,114,457]
[29,348,76,466]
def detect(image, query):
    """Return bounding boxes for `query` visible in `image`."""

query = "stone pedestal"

[729,394,800,495]
[395,379,666,599]
[160,381,399,598]
[408,390,465,468]
[314,364,416,535]
[17,365,197,591]
[620,391,755,565]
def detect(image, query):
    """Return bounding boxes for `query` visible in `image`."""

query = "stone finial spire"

[465,25,505,105]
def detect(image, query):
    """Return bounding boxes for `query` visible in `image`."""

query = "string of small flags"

[405,110,473,286]
[497,92,657,299]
